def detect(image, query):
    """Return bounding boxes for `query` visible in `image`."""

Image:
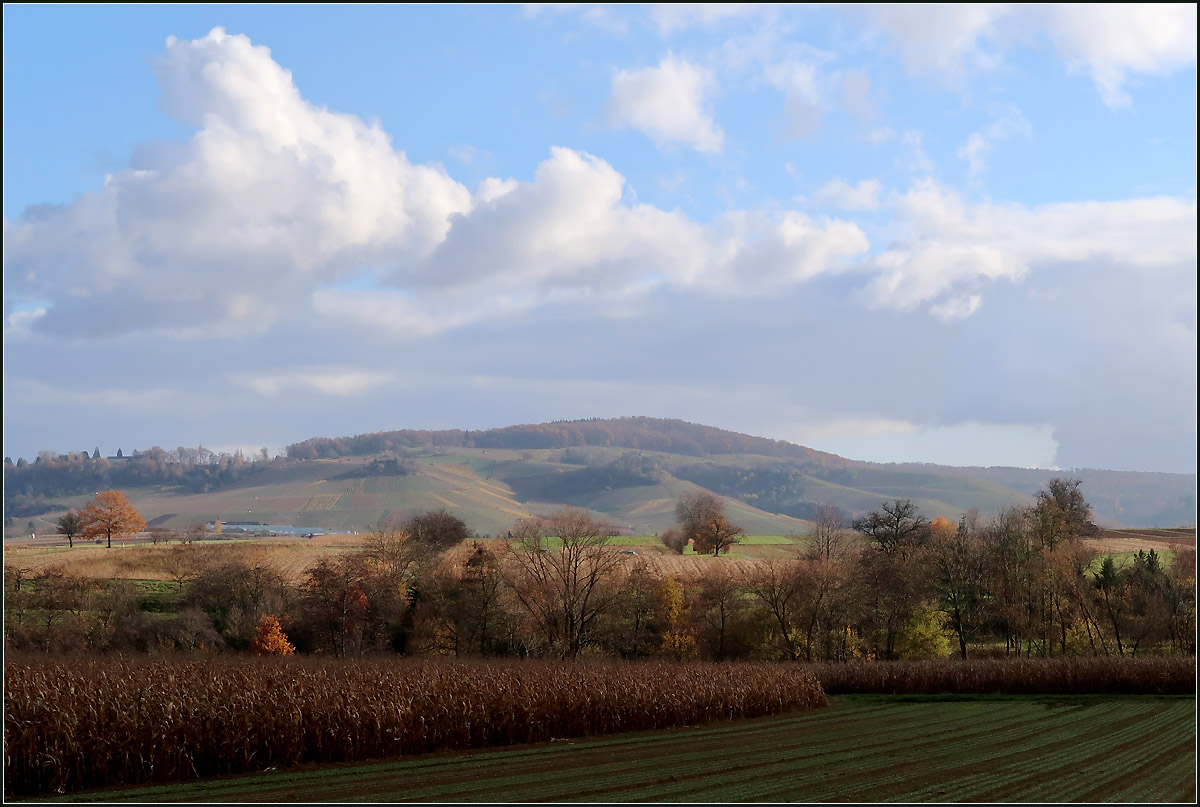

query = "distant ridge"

[7,417,1194,533]
[285,416,854,467]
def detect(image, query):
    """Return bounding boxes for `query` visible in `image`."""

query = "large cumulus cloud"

[3,29,870,341]
[4,27,471,337]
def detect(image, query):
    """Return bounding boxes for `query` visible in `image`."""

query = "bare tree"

[852,499,929,555]
[147,526,174,546]
[362,519,423,586]
[420,541,512,656]
[160,542,204,592]
[927,516,988,658]
[806,505,852,562]
[690,563,751,660]
[503,508,625,658]
[300,556,371,657]
[744,559,806,661]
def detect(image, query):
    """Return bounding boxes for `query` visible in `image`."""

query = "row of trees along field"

[4,480,1194,661]
[3,447,273,519]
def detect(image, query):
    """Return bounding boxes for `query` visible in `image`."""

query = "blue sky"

[3,4,1196,473]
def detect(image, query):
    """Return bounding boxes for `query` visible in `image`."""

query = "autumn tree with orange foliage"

[80,490,146,549]
[251,614,295,656]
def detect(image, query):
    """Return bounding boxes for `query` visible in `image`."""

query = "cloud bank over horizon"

[4,7,1196,473]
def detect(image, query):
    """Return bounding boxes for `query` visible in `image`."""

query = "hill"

[4,418,1195,538]
[282,416,852,466]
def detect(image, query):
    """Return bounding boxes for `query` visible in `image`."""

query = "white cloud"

[763,52,828,138]
[1036,4,1197,108]
[3,27,471,337]
[313,147,870,336]
[809,178,883,211]
[649,3,769,35]
[406,147,712,290]
[865,4,1009,82]
[3,30,872,345]
[3,307,47,339]
[929,293,983,321]
[856,4,1196,106]
[865,179,1197,318]
[230,369,393,397]
[608,53,724,152]
[957,133,991,182]
[958,105,1032,180]
[899,130,934,174]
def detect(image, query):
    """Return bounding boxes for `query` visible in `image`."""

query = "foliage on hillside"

[284,417,852,465]
[505,453,666,501]
[3,448,270,518]
[5,418,1194,530]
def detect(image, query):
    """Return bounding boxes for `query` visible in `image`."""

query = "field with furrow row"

[53,696,1196,803]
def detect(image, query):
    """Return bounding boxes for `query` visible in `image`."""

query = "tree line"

[3,448,274,520]
[283,417,849,464]
[5,479,1194,661]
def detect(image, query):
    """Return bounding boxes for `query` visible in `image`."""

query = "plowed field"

[56,696,1195,803]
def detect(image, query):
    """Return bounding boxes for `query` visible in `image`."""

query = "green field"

[53,696,1196,803]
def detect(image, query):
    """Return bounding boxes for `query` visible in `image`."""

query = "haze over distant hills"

[4,417,1195,537]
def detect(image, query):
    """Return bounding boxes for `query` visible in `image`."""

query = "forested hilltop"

[4,447,268,520]
[283,417,851,465]
[4,417,1195,530]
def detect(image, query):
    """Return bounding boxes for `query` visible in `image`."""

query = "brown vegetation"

[810,655,1196,696]
[5,485,1195,663]
[3,655,826,799]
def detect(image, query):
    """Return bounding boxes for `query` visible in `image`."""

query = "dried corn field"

[3,655,825,799]
[809,656,1196,696]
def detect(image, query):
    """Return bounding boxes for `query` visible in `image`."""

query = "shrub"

[250,615,295,656]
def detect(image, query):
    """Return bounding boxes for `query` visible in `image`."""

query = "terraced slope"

[20,450,812,538]
[9,432,1193,541]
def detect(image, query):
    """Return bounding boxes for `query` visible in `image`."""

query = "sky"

[3,4,1196,473]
